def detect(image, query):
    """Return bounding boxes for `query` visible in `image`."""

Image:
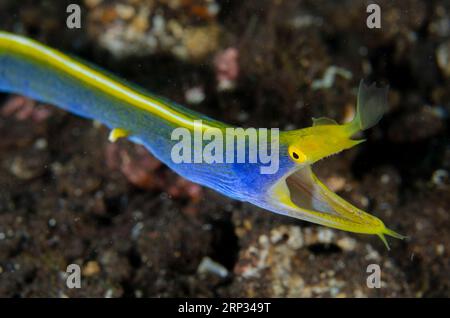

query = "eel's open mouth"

[286,167,337,216]
[271,165,405,247]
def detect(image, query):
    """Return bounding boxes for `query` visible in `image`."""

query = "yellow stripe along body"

[0,31,223,131]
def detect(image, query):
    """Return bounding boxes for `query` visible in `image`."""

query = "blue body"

[0,46,294,206]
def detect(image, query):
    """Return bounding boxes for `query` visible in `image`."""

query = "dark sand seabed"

[0,0,449,297]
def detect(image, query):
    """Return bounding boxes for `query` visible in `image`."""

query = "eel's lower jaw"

[269,165,406,247]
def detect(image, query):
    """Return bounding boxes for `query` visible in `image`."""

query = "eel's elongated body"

[0,32,404,247]
[0,32,247,199]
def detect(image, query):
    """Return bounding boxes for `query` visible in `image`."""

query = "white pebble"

[185,87,205,104]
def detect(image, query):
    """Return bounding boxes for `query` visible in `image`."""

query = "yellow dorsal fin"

[312,117,338,126]
[108,128,130,142]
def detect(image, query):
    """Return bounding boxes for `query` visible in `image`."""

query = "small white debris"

[217,79,235,91]
[360,196,369,208]
[134,289,143,298]
[104,289,114,298]
[258,234,270,246]
[431,169,448,185]
[131,222,144,240]
[116,4,135,20]
[34,138,48,150]
[197,257,229,278]
[364,244,380,261]
[286,227,304,249]
[202,223,212,231]
[152,15,166,35]
[436,41,450,78]
[317,228,334,243]
[185,86,205,104]
[380,174,390,184]
[337,237,357,251]
[436,244,445,256]
[48,218,57,227]
[311,66,353,90]
[270,225,304,249]
[290,15,323,29]
[207,2,220,16]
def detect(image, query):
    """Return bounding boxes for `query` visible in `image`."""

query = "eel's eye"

[288,146,306,163]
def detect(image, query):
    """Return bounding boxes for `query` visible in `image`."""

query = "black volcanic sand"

[0,0,449,297]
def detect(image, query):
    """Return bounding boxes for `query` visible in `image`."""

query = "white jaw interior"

[267,164,365,228]
[283,166,351,221]
[265,166,341,227]
[285,166,337,215]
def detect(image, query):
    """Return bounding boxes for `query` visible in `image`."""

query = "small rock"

[197,257,228,278]
[83,261,101,276]
[436,40,450,78]
[431,169,448,186]
[185,86,205,104]
[115,4,135,20]
[436,244,445,256]
[337,237,357,251]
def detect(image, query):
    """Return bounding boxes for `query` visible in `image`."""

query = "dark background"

[0,0,448,297]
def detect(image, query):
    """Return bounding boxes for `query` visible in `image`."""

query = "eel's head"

[263,122,405,249]
[284,122,364,166]
[266,164,405,249]
[285,80,391,166]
